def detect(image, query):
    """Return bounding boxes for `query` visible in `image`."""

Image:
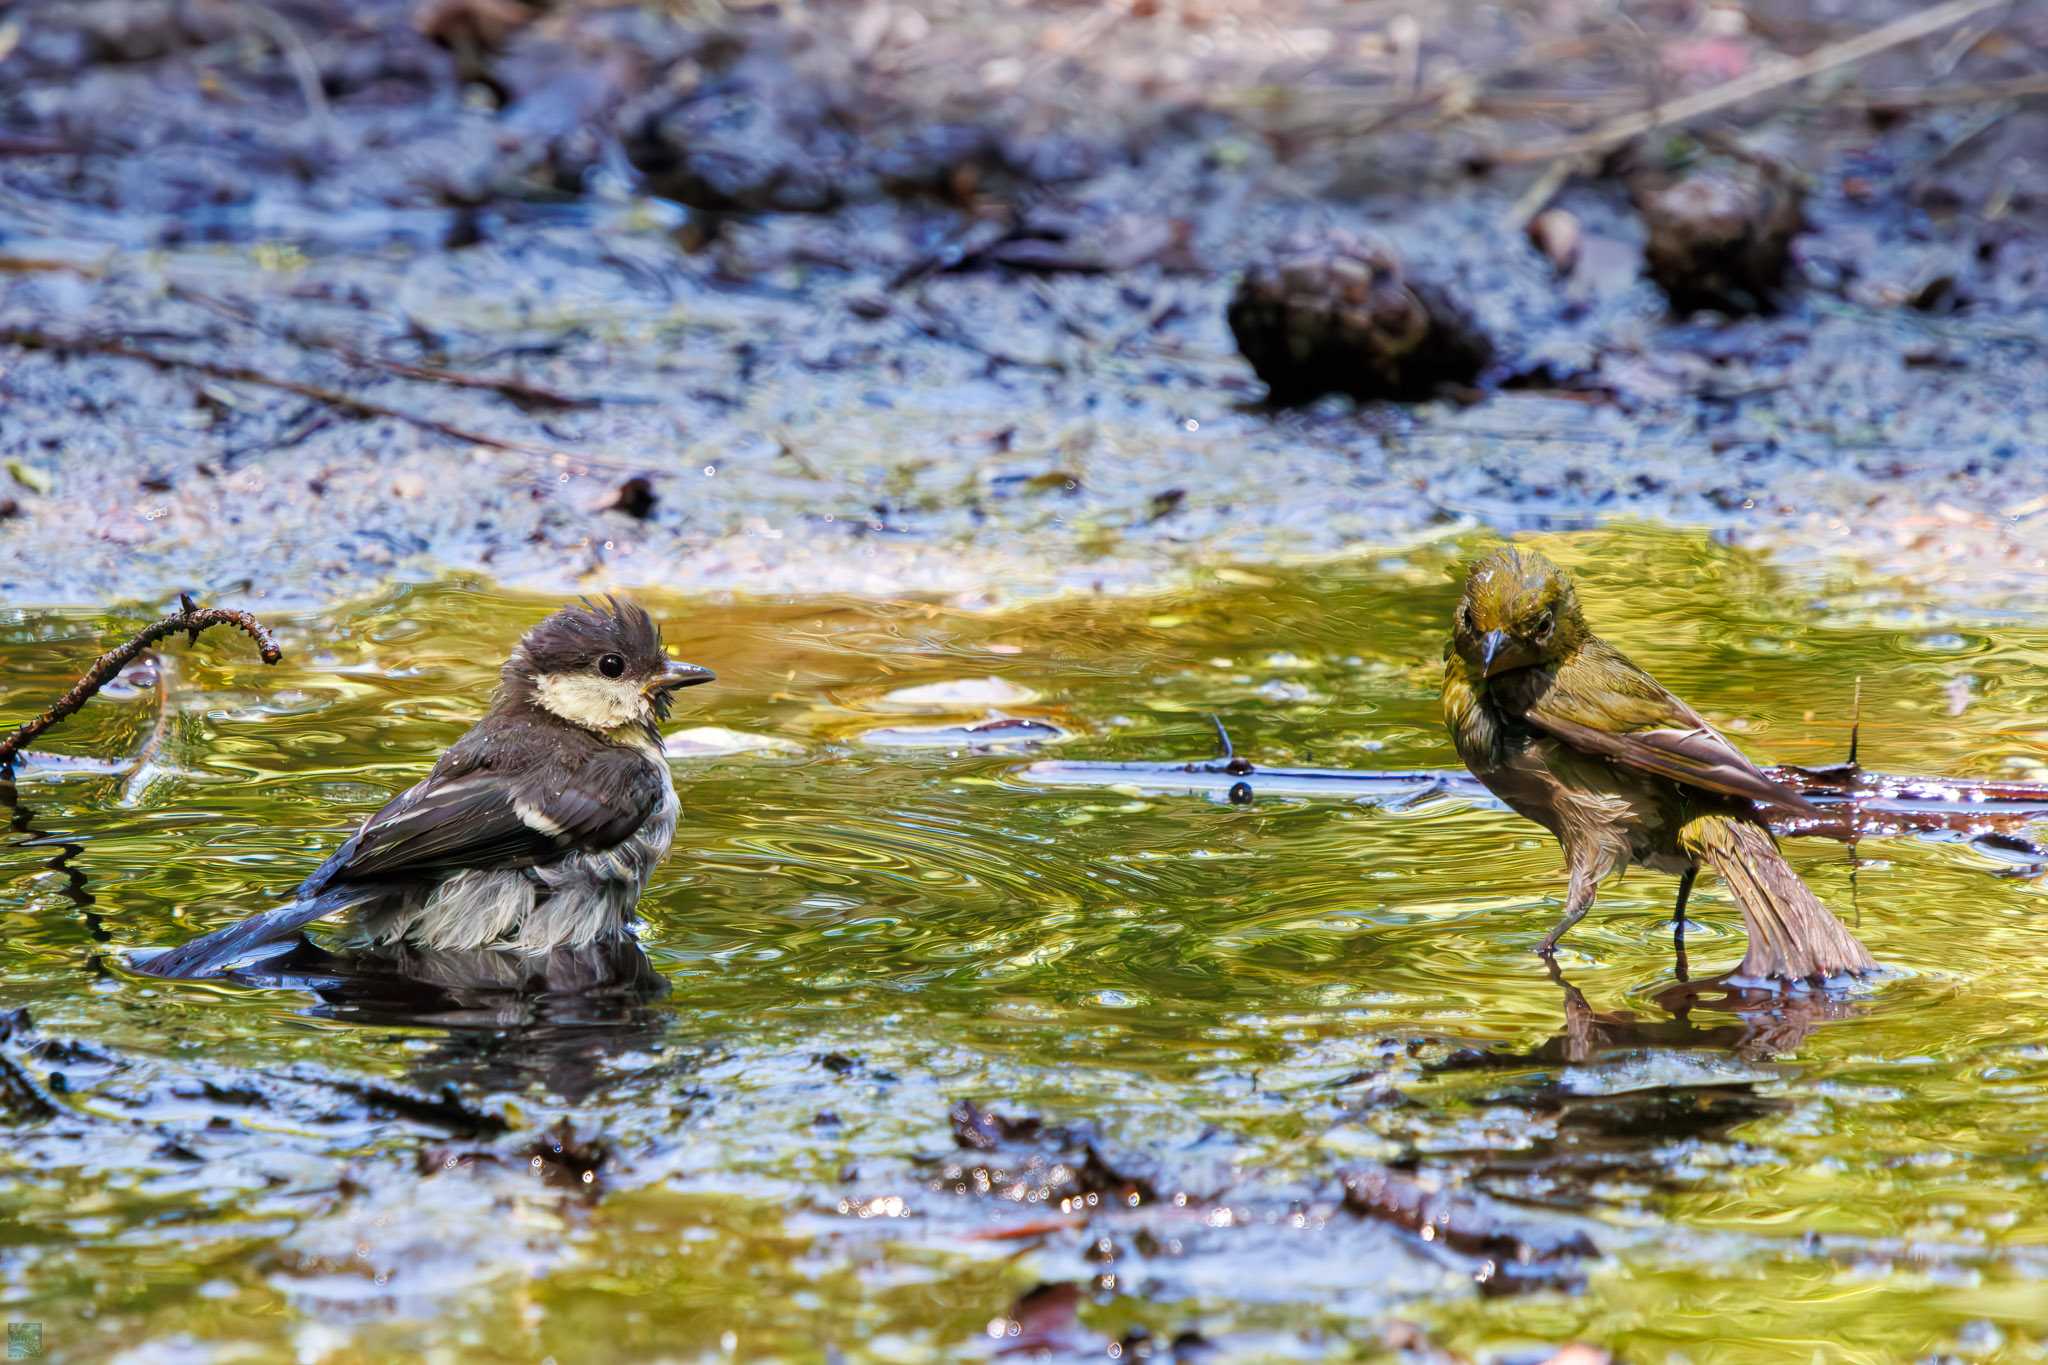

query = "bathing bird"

[140,597,712,978]
[1442,547,1872,984]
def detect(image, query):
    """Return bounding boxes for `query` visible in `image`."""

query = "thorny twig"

[0,596,281,777]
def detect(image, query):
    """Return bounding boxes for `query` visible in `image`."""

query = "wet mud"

[1,0,2044,611]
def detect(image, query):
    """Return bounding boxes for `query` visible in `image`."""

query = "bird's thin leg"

[1671,865,1696,950]
[1537,868,1597,956]
[1671,864,1697,982]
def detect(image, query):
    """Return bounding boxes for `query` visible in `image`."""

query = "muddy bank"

[1,0,2044,612]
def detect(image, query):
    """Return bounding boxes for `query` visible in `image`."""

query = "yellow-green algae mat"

[1,526,2044,1363]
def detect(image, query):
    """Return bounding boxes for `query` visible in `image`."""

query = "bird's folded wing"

[1511,645,1817,814]
[325,746,665,883]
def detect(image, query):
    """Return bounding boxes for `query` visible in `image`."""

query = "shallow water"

[3,526,2047,1362]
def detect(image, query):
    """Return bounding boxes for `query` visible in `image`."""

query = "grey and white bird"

[139,597,713,979]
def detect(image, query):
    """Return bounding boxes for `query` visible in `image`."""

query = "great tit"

[138,597,714,979]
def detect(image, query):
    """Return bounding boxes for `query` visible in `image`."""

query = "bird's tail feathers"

[131,886,374,980]
[1679,814,1874,984]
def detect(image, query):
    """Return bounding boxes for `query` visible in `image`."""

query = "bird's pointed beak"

[1480,630,1508,677]
[649,658,716,693]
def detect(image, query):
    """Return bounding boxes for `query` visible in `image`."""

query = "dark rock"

[1226,233,1493,404]
[1908,273,1967,314]
[619,25,1105,216]
[845,292,891,321]
[600,476,658,520]
[620,30,866,214]
[64,0,233,66]
[1639,161,1805,316]
[872,122,1006,202]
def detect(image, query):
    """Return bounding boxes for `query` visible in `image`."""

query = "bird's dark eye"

[598,653,626,678]
[1533,610,1555,639]
[1458,603,1474,632]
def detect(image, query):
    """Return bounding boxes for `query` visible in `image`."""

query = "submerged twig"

[0,596,281,777]
[164,282,606,410]
[1022,751,2048,868]
[1847,677,1862,769]
[0,326,558,458]
[1495,0,2012,166]
[322,344,604,410]
[2,326,661,479]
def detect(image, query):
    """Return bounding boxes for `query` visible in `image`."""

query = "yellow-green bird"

[1442,546,1873,984]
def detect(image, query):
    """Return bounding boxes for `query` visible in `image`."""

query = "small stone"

[6,459,52,494]
[1527,208,1582,275]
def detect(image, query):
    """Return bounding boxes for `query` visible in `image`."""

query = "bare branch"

[1494,0,2013,167]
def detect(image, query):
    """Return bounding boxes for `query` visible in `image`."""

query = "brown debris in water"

[951,1097,1042,1150]
[1341,1168,1596,1295]
[1227,232,1493,404]
[992,1282,1088,1355]
[932,1099,1167,1215]
[522,1118,608,1193]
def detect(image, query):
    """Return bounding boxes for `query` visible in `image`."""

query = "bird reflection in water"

[223,936,676,1101]
[1551,955,1863,1065]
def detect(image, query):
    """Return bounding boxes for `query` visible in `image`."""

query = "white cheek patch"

[515,799,566,837]
[531,671,646,732]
